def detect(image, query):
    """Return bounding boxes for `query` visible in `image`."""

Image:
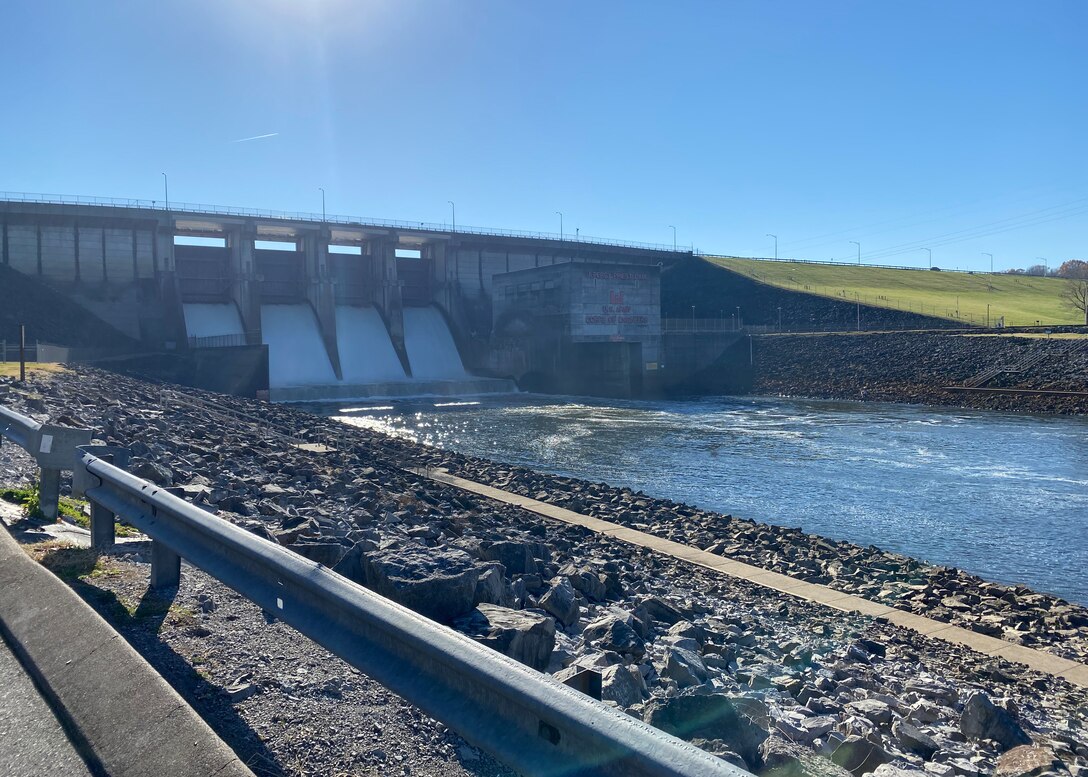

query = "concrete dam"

[0,196,733,398]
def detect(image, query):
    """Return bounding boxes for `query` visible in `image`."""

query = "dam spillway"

[403,306,467,380]
[336,305,407,384]
[182,302,245,340]
[262,303,339,388]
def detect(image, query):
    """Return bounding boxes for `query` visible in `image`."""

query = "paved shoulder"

[0,525,254,777]
[0,636,93,777]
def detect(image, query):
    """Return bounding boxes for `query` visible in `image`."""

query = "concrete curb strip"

[0,525,254,777]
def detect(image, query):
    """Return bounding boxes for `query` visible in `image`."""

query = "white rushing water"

[261,304,338,387]
[182,302,244,339]
[403,306,467,380]
[336,305,407,384]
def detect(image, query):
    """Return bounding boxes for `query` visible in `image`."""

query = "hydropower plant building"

[1,197,690,398]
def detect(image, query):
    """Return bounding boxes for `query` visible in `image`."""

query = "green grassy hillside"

[709,257,1078,327]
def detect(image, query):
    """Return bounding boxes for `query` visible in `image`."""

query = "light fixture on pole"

[555,212,563,240]
[448,201,456,232]
[766,234,778,261]
[319,187,326,222]
[669,225,677,251]
[162,172,169,211]
[850,241,861,265]
[920,247,931,268]
[982,252,993,273]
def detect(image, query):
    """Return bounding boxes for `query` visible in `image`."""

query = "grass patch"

[27,540,103,580]
[0,483,139,536]
[708,256,1080,327]
[0,363,68,378]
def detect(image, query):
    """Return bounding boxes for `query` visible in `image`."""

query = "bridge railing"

[72,445,742,777]
[0,406,91,519]
[0,192,692,254]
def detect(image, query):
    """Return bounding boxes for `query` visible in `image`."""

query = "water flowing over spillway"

[182,302,244,339]
[261,304,338,388]
[403,306,467,380]
[336,305,407,384]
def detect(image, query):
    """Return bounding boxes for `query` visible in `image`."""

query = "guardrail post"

[38,467,60,521]
[150,541,181,589]
[90,502,116,550]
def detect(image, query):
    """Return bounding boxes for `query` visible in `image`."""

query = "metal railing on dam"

[0,192,693,254]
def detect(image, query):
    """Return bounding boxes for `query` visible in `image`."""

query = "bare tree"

[1064,278,1088,325]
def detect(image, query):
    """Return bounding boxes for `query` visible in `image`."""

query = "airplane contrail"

[232,132,279,143]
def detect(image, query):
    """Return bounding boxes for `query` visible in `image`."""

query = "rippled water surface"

[311,395,1088,605]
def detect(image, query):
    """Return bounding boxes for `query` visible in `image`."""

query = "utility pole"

[982,252,993,274]
[921,247,931,268]
[766,234,778,260]
[850,241,861,265]
[19,324,25,383]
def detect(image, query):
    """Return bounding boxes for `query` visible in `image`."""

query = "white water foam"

[261,304,338,388]
[403,306,467,380]
[182,302,244,339]
[336,306,407,384]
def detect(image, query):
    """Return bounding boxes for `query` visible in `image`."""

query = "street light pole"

[690,305,695,331]
[736,305,741,330]
[448,201,456,232]
[669,225,677,251]
[1037,257,1048,276]
[555,212,563,240]
[850,241,861,265]
[319,187,326,221]
[921,247,931,268]
[766,234,778,261]
[983,252,993,273]
[162,173,169,211]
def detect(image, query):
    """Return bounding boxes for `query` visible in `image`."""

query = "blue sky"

[2,1,1085,270]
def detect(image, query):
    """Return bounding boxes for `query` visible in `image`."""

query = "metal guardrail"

[74,447,742,777]
[0,193,693,254]
[186,333,258,349]
[0,406,91,519]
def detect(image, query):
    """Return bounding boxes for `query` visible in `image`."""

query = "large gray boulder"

[362,544,480,623]
[481,541,538,575]
[657,645,708,689]
[760,734,853,777]
[994,745,1070,777]
[644,694,769,770]
[960,692,1032,752]
[600,664,645,708]
[454,604,555,671]
[539,578,580,628]
[830,736,891,777]
[583,611,646,660]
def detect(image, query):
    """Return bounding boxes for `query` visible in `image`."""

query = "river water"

[314,395,1088,606]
